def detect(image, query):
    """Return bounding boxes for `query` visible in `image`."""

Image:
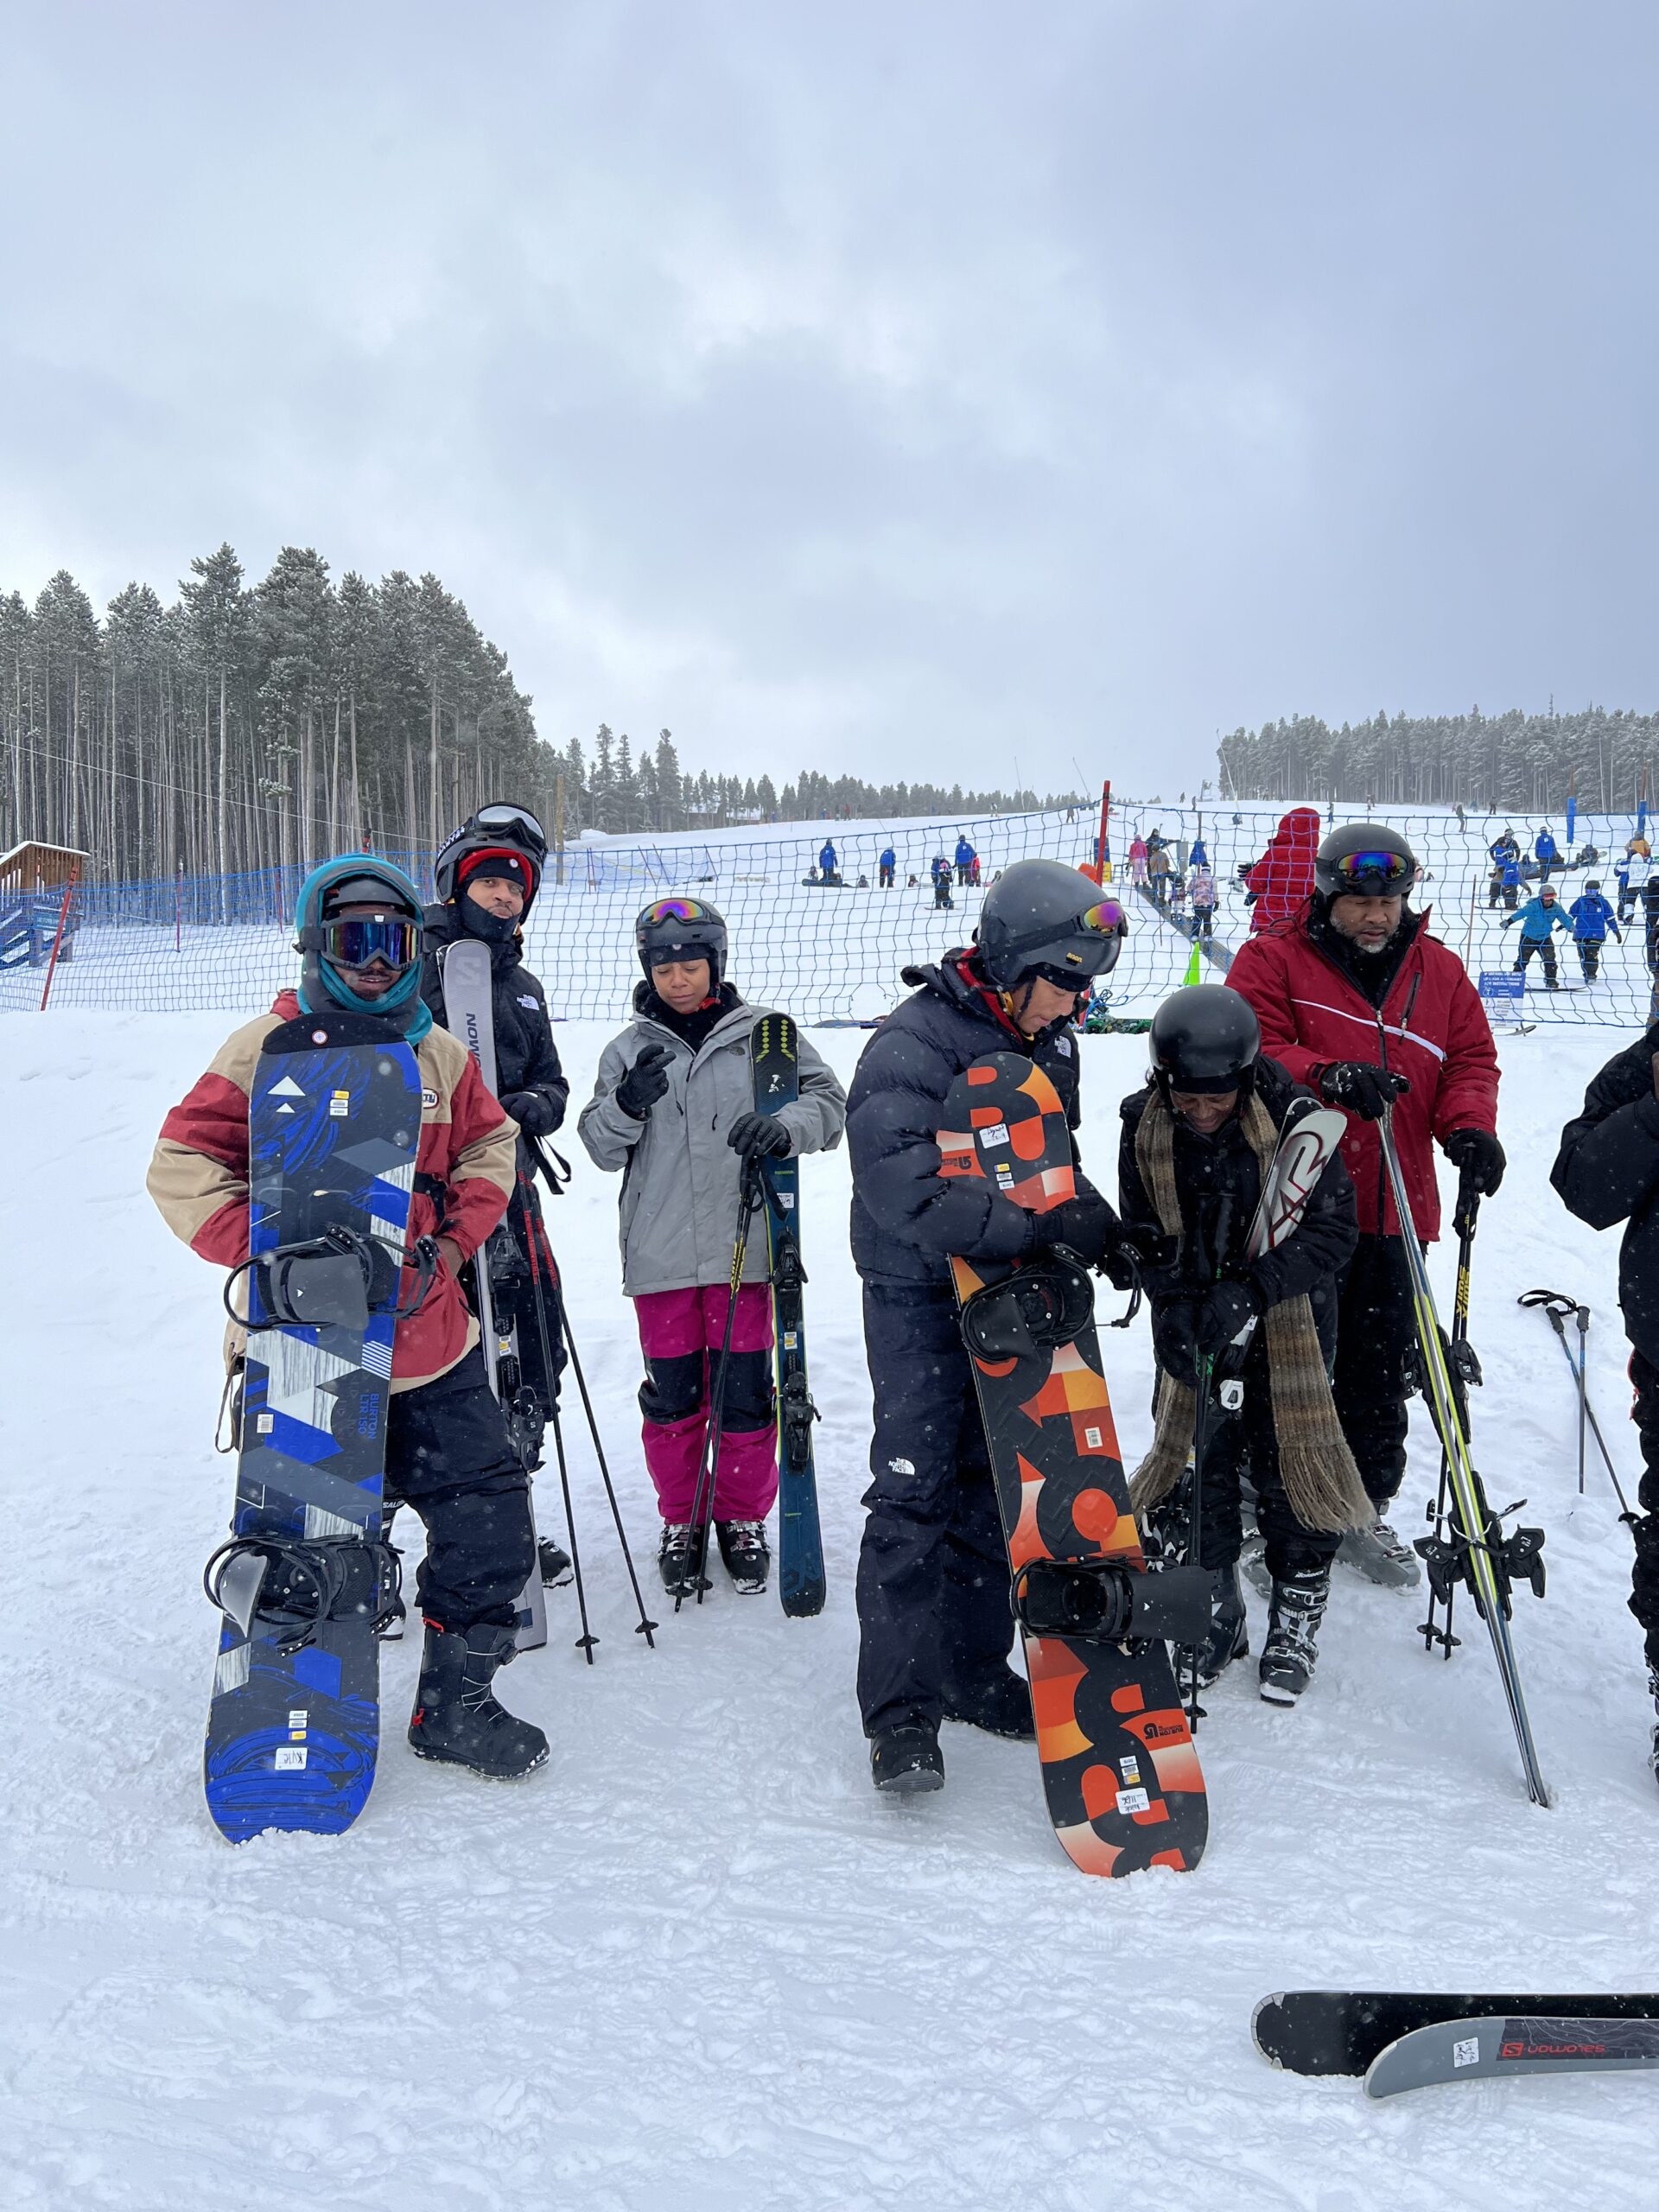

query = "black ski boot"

[870,1719,945,1796]
[1260,1567,1330,1706]
[1193,1565,1249,1688]
[538,1537,574,1588]
[943,1666,1035,1738]
[1337,1515,1421,1589]
[408,1622,550,1777]
[658,1521,710,1597]
[715,1518,770,1595]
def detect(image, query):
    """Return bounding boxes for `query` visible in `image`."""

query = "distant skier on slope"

[147,858,548,1780]
[1226,824,1503,1592]
[576,899,845,1599]
[1502,883,1572,990]
[1568,881,1621,983]
[844,861,1135,1795]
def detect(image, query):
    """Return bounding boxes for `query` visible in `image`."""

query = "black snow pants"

[385,1344,537,1632]
[1186,1339,1343,1579]
[855,1283,1014,1736]
[1332,1233,1422,1512]
[1624,1351,1659,1671]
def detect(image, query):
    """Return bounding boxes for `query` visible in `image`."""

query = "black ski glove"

[501,1089,560,1139]
[727,1110,791,1160]
[1318,1061,1411,1122]
[615,1039,674,1120]
[1153,1298,1200,1382]
[1033,1192,1122,1276]
[1194,1278,1262,1357]
[1441,1126,1506,1194]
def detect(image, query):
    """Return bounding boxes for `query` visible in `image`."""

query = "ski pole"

[517,1188,599,1665]
[1185,1351,1213,1731]
[1516,1290,1637,1522]
[1575,1301,1590,1497]
[683,1158,765,1612]
[518,1161,658,1646]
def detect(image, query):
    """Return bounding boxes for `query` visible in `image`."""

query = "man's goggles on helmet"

[472,803,545,849]
[323,917,421,971]
[1332,849,1415,893]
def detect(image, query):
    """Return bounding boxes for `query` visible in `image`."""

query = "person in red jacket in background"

[1227,824,1504,1587]
[148,856,549,1782]
[1242,806,1322,933]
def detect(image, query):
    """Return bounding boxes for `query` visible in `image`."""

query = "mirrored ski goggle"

[1081,899,1126,934]
[322,917,421,970]
[1331,849,1415,893]
[472,804,546,849]
[640,898,715,925]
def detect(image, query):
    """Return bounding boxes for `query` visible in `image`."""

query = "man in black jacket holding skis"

[1553,1027,1659,1785]
[423,804,572,1587]
[847,861,1134,1795]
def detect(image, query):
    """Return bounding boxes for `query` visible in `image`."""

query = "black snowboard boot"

[538,1537,573,1588]
[715,1518,770,1595]
[870,1719,945,1795]
[1259,1567,1330,1706]
[658,1521,710,1597]
[943,1666,1035,1738]
[1193,1565,1249,1688]
[408,1622,550,1777]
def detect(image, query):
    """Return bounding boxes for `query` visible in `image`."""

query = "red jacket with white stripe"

[1225,909,1499,1242]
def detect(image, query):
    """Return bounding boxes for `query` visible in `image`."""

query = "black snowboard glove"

[1153,1298,1200,1382]
[1033,1191,1121,1274]
[614,1039,674,1120]
[1441,1125,1505,1194]
[1318,1061,1411,1121]
[1194,1278,1262,1357]
[727,1110,791,1160]
[501,1089,560,1139]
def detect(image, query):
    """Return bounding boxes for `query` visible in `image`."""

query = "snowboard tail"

[939,1053,1206,1877]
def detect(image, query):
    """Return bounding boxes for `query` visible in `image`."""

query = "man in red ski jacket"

[1227,823,1503,1586]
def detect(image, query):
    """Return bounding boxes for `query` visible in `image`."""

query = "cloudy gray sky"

[3,1,1655,797]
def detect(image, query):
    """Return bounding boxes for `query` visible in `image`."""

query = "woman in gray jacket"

[578,898,846,1596]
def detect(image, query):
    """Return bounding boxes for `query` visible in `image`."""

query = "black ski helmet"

[635,895,728,984]
[1313,822,1420,900]
[975,859,1125,991]
[1149,985,1261,1096]
[435,804,548,911]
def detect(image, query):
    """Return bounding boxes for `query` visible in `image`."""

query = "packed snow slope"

[5,1007,1658,2212]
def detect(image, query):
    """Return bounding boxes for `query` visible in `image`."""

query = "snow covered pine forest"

[5,960,1657,2209]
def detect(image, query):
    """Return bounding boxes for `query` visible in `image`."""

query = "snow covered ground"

[5,1007,1658,2211]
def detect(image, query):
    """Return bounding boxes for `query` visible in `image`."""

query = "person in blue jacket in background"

[1502,881,1572,988]
[819,837,840,883]
[879,843,896,888]
[954,833,977,887]
[1534,825,1560,883]
[1568,879,1621,982]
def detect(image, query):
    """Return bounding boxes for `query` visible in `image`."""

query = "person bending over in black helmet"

[845,858,1136,1796]
[1118,986,1368,1707]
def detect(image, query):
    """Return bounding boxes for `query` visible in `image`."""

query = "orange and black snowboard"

[938,1052,1207,1878]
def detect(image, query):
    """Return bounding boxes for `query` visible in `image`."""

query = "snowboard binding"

[205,1533,405,1655]
[960,1251,1094,1361]
[1013,1556,1213,1646]
[225,1225,440,1332]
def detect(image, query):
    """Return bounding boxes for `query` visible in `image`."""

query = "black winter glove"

[501,1089,560,1139]
[1153,1298,1200,1382]
[1033,1192,1126,1278]
[1441,1125,1506,1195]
[1318,1061,1412,1122]
[727,1110,791,1160]
[615,1040,674,1120]
[1194,1278,1262,1357]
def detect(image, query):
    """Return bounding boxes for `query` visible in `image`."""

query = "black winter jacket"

[1552,1026,1659,1364]
[419,903,569,1134]
[848,954,1103,1287]
[1117,1057,1357,1368]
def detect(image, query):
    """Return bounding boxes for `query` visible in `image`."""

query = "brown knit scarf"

[1128,1089,1371,1535]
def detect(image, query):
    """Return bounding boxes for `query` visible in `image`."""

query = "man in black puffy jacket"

[423,811,572,1585]
[847,860,1132,1795]
[1552,1026,1659,1787]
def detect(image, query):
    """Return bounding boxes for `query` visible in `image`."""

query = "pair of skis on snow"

[1255,1989,1659,2098]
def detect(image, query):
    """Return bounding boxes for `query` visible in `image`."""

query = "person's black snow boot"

[1260,1567,1330,1707]
[408,1622,549,1777]
[715,1518,770,1595]
[538,1537,573,1588]
[1193,1565,1249,1688]
[658,1521,710,1597]
[870,1719,945,1796]
[942,1666,1035,1738]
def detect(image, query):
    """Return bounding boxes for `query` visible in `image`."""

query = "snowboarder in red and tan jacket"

[148,856,548,1781]
[1226,824,1503,1588]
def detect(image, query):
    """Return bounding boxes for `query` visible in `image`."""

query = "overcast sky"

[3,1,1656,797]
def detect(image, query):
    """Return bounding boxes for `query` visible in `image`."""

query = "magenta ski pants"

[633,1284,778,1522]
